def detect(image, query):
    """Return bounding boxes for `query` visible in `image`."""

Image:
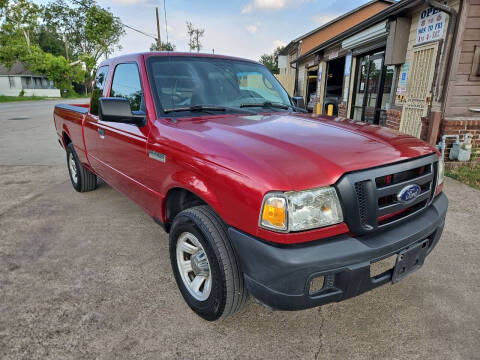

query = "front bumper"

[228,193,448,311]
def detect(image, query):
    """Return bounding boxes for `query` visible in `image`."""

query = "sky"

[39,0,376,61]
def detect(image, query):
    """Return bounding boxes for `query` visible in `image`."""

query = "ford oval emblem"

[397,184,422,203]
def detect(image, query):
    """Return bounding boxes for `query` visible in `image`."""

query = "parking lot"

[1,99,479,359]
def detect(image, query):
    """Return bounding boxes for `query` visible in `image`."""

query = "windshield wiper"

[163,105,227,114]
[240,101,290,110]
[163,104,256,115]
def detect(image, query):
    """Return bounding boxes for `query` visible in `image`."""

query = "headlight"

[259,187,343,232]
[437,158,445,186]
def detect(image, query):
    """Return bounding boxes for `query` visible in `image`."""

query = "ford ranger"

[53,52,448,321]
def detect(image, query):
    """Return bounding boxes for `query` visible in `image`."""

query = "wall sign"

[343,53,352,102]
[416,7,446,45]
[344,53,352,76]
[396,62,410,103]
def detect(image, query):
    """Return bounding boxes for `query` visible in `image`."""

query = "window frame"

[108,61,146,114]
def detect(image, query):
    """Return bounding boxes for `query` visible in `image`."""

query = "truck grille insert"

[336,154,438,235]
[354,181,369,227]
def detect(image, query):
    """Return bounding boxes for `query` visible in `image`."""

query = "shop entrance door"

[351,52,388,124]
[399,42,439,137]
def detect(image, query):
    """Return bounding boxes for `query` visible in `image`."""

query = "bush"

[18,89,25,97]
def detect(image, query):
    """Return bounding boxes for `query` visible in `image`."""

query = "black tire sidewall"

[169,215,226,321]
[66,144,81,191]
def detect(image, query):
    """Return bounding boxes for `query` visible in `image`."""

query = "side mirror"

[292,96,305,109]
[98,97,145,126]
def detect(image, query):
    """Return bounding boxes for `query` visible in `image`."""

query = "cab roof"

[99,52,260,68]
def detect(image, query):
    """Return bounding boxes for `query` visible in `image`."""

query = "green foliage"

[0,95,48,102]
[18,89,25,96]
[34,25,65,57]
[150,41,176,51]
[0,0,125,95]
[446,164,480,190]
[259,46,284,75]
[186,21,204,53]
[84,5,124,60]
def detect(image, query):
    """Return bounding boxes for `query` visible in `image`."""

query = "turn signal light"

[261,196,287,230]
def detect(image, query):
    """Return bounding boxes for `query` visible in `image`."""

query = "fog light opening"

[309,276,325,295]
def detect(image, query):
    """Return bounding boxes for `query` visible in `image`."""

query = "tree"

[0,0,41,51]
[259,46,284,74]
[43,0,124,92]
[186,21,204,53]
[44,0,124,63]
[35,25,66,57]
[150,41,175,51]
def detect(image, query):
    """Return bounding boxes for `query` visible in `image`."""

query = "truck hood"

[166,113,437,191]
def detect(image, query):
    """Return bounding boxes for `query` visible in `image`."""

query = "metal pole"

[156,7,162,51]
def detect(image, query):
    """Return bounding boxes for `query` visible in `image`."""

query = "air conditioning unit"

[385,17,411,65]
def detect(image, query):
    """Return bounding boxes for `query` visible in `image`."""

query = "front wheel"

[169,206,248,321]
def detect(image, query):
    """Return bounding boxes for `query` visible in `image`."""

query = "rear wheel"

[66,143,97,192]
[169,205,248,321]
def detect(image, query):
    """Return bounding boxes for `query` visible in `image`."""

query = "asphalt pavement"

[0,99,479,359]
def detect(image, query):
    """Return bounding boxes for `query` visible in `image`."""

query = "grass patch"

[0,95,48,102]
[446,164,480,190]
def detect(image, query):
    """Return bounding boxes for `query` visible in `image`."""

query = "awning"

[341,21,388,50]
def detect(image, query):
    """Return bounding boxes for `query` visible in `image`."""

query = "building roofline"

[279,0,394,55]
[293,0,423,63]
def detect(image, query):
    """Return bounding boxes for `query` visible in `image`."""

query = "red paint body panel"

[53,53,440,244]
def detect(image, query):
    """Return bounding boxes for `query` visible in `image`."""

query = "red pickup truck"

[54,52,447,321]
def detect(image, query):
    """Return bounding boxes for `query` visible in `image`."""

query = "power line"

[68,0,158,41]
[123,24,157,40]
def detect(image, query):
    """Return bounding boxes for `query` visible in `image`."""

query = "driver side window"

[110,63,145,112]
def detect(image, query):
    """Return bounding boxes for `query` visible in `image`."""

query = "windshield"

[147,56,293,115]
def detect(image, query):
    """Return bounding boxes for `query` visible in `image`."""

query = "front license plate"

[392,239,429,284]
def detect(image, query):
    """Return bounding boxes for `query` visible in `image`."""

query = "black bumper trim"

[228,193,448,311]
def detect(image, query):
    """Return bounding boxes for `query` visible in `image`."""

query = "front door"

[352,52,385,124]
[96,62,152,210]
[399,42,440,137]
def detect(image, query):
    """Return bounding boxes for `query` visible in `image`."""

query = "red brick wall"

[338,103,346,118]
[386,109,401,131]
[440,119,480,162]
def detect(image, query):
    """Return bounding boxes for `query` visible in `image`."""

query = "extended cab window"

[110,63,144,112]
[90,65,109,115]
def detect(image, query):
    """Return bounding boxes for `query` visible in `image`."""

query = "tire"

[169,205,248,321]
[66,143,97,192]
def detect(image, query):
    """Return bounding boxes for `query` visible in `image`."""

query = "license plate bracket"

[392,239,429,284]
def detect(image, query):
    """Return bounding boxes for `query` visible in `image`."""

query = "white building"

[0,62,61,97]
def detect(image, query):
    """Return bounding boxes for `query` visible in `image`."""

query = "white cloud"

[242,0,310,14]
[273,39,286,48]
[312,13,340,25]
[246,24,259,34]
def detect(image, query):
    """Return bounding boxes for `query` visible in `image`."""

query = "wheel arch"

[161,176,225,232]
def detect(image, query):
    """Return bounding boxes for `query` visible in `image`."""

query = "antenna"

[164,0,169,44]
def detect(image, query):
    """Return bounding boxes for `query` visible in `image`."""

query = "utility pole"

[155,7,162,51]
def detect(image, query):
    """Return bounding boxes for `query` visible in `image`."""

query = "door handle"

[98,128,105,138]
